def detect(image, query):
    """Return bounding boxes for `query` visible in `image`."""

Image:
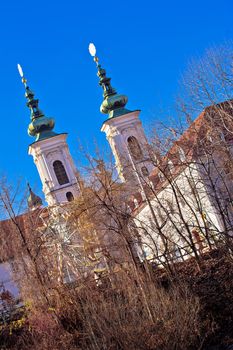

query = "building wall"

[101,111,155,182]
[29,134,80,205]
[134,163,224,261]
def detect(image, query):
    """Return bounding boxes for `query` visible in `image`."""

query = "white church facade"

[0,48,232,308]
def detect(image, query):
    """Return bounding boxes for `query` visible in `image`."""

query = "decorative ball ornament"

[89,43,96,57]
[17,63,24,78]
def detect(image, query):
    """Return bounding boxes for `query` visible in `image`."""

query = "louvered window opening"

[127,136,143,160]
[53,160,69,185]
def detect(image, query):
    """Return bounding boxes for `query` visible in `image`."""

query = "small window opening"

[167,160,173,170]
[66,192,74,202]
[219,131,226,142]
[141,166,149,176]
[158,171,164,181]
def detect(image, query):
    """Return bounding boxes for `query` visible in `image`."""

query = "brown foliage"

[57,270,200,350]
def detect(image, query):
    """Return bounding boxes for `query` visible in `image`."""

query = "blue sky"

[0,0,232,198]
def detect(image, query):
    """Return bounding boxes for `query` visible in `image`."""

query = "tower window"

[66,192,74,202]
[158,171,164,181]
[53,160,69,185]
[141,166,149,176]
[127,136,143,160]
[167,160,173,171]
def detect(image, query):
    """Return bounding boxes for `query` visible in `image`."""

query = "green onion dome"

[25,86,57,141]
[27,184,43,210]
[97,64,130,118]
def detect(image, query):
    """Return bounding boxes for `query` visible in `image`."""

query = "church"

[0,44,232,309]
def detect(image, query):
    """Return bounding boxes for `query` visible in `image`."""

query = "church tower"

[18,65,79,206]
[89,44,155,183]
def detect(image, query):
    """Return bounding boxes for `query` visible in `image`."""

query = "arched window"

[66,192,74,202]
[167,160,173,171]
[53,160,69,185]
[158,171,164,181]
[127,136,143,160]
[141,166,149,176]
[219,131,226,142]
[133,197,139,208]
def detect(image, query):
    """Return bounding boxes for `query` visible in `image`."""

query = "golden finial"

[17,63,27,87]
[88,43,99,65]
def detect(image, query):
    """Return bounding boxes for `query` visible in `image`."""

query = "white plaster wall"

[0,262,20,299]
[134,163,224,260]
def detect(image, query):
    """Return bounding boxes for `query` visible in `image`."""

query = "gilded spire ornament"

[89,43,130,118]
[17,64,57,141]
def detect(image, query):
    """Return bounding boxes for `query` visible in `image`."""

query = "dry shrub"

[0,306,76,350]
[59,270,201,350]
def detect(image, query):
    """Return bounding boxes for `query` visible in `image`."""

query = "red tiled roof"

[0,207,47,262]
